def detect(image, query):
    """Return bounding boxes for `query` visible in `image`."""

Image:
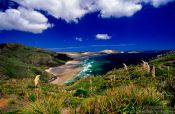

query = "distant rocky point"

[100,50,120,54]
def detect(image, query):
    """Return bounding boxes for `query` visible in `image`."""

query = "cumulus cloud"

[13,0,143,20]
[143,0,175,7]
[75,37,83,42]
[14,0,92,23]
[13,0,175,22]
[0,0,174,33]
[96,0,142,18]
[0,7,51,33]
[96,34,111,40]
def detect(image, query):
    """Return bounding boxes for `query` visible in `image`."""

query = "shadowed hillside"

[0,43,72,80]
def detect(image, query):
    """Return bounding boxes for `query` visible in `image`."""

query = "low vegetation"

[0,43,71,81]
[0,43,174,113]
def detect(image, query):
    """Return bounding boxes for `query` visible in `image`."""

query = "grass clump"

[22,95,63,114]
[0,47,175,113]
[79,84,165,113]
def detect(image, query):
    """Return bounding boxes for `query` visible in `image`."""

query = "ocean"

[65,51,169,84]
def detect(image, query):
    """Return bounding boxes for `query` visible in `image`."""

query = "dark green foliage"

[54,53,72,61]
[0,43,71,79]
[68,77,108,95]
[74,89,89,97]
[28,94,36,102]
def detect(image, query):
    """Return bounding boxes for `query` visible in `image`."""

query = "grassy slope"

[0,43,71,81]
[0,48,175,113]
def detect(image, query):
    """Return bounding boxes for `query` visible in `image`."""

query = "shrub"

[74,89,89,98]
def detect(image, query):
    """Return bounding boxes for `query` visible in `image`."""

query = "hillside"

[0,43,72,81]
[0,45,175,113]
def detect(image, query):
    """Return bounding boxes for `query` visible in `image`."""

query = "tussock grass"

[0,52,175,113]
[79,84,165,113]
[22,95,63,114]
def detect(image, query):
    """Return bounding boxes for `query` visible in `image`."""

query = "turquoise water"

[65,51,169,84]
[78,58,111,76]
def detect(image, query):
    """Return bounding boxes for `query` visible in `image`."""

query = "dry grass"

[146,62,151,74]
[79,83,165,114]
[34,75,40,87]
[22,95,64,114]
[1,53,175,113]
[123,63,128,71]
[142,60,147,71]
[152,65,156,78]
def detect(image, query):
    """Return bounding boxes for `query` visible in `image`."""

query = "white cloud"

[13,0,143,20]
[96,0,175,18]
[0,0,174,33]
[143,0,174,7]
[14,0,92,23]
[0,7,51,33]
[96,0,142,18]
[14,0,175,22]
[75,37,83,42]
[96,34,111,40]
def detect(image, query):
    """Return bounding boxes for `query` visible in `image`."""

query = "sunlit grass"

[0,53,175,113]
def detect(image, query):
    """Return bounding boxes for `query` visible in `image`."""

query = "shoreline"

[45,60,83,85]
[45,52,99,85]
[45,52,119,85]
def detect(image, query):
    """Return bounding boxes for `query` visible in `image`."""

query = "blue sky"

[0,0,175,52]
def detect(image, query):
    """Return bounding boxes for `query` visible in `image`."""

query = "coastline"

[45,51,119,85]
[45,52,97,85]
[45,60,83,85]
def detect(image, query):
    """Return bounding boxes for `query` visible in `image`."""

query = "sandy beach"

[45,52,98,85]
[45,60,83,85]
[45,51,117,85]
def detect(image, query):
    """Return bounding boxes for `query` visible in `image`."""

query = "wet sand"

[45,53,99,85]
[50,67,82,85]
[45,60,83,85]
[45,52,110,85]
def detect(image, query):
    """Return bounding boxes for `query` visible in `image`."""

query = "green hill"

[0,43,72,80]
[0,44,175,113]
